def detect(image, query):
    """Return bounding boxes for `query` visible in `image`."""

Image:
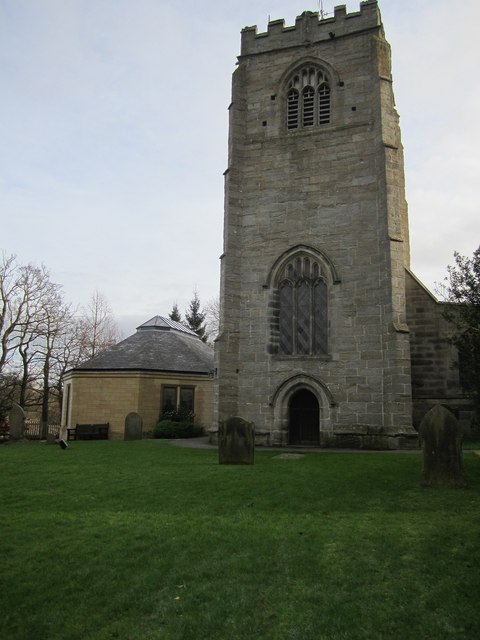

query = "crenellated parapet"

[241,1,381,56]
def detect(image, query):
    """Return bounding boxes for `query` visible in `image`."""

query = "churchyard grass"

[1,441,479,640]
[463,437,480,450]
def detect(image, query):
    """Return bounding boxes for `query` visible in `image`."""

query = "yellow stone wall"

[61,371,213,440]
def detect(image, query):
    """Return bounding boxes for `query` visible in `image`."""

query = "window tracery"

[276,254,328,355]
[286,66,331,130]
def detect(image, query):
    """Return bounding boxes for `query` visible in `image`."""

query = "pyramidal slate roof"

[72,316,213,375]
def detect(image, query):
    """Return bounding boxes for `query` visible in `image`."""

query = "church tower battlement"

[215,1,417,449]
[241,2,381,57]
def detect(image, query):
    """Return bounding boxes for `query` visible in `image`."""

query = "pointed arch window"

[276,255,329,355]
[279,282,294,354]
[286,66,331,131]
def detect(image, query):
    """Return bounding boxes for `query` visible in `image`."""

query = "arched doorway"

[289,389,320,445]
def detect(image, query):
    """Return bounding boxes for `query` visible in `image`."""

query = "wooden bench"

[67,423,109,441]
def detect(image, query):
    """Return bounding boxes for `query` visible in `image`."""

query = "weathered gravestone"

[8,403,25,441]
[419,404,466,487]
[124,412,143,441]
[218,416,255,465]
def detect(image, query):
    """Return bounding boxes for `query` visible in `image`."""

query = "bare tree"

[0,253,18,373]
[34,289,73,438]
[0,253,63,416]
[0,371,20,417]
[17,336,37,409]
[49,317,85,414]
[204,296,220,342]
[76,291,121,361]
[47,291,121,420]
[0,253,49,373]
[0,255,121,425]
[15,270,61,408]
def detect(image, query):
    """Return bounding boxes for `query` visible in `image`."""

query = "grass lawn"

[1,441,479,640]
[464,438,480,450]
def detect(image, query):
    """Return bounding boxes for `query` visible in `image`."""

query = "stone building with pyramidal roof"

[61,316,214,439]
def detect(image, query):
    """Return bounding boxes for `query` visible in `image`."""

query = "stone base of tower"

[208,425,419,450]
[319,428,419,450]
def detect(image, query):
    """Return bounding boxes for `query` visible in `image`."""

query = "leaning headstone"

[8,403,25,441]
[218,416,255,465]
[419,404,466,487]
[124,412,143,440]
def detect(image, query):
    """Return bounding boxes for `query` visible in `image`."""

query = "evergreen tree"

[185,291,207,342]
[169,303,182,323]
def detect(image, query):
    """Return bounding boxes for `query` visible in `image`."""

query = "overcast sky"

[1,0,479,337]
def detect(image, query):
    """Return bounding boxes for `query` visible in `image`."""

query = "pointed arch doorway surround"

[289,389,320,445]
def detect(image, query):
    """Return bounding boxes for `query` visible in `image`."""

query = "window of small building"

[179,387,194,412]
[163,386,177,413]
[162,385,195,414]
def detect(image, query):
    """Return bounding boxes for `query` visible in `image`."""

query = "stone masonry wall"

[215,1,416,448]
[405,270,473,432]
[63,371,214,439]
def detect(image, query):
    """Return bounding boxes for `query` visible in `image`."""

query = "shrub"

[153,420,204,439]
[160,408,194,424]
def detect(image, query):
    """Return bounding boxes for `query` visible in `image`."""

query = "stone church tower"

[215,1,419,448]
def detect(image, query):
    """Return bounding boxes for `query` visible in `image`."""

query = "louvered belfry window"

[318,83,331,125]
[286,66,330,131]
[277,255,328,355]
[302,87,315,127]
[287,89,300,130]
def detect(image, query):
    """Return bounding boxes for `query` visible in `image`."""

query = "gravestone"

[218,416,254,465]
[419,404,466,487]
[124,412,143,440]
[8,403,25,441]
